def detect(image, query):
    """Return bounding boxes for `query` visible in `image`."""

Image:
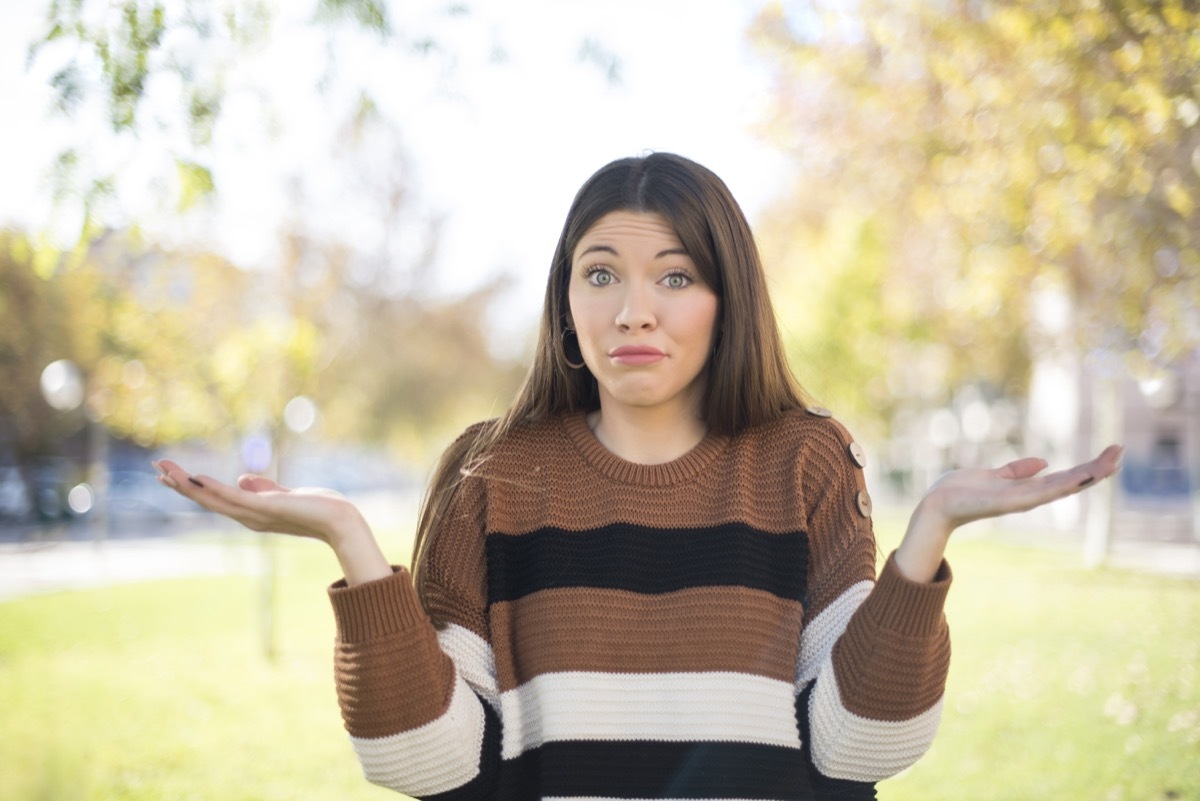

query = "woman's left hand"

[895,444,1124,582]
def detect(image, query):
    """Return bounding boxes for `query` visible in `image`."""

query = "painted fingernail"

[188,477,204,488]
[1078,476,1095,488]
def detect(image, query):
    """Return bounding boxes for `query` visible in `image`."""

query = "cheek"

[566,286,601,354]
[689,297,721,346]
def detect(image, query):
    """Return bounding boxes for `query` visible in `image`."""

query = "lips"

[609,345,665,365]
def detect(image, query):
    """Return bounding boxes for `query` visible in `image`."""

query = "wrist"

[906,496,955,544]
[324,506,373,549]
[896,499,954,583]
[325,511,392,586]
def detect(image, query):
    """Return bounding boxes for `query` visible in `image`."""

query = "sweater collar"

[560,411,729,487]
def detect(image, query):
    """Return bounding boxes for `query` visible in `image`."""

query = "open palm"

[919,444,1124,531]
[153,459,368,545]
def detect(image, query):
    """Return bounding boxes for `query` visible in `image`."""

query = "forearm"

[328,513,394,585]
[328,568,498,796]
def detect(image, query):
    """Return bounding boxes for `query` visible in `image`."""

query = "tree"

[750,0,1200,432]
[27,0,426,228]
[0,232,77,465]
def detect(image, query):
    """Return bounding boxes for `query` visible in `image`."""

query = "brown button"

[848,442,866,468]
[807,406,833,418]
[856,490,873,518]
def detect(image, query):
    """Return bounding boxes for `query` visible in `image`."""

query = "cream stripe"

[808,655,943,782]
[499,671,802,760]
[438,623,499,710]
[350,674,485,795]
[796,579,872,687]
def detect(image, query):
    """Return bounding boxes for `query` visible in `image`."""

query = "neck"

[587,402,709,465]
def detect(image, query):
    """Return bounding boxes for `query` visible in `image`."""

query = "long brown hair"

[411,152,810,615]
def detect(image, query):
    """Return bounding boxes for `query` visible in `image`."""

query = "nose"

[615,284,656,331]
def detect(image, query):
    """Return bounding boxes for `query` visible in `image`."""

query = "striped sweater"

[328,409,952,800]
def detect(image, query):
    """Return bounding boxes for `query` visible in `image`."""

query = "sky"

[0,0,795,338]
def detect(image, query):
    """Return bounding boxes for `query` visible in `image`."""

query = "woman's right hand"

[153,459,393,584]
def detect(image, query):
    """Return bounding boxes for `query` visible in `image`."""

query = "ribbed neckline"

[560,411,730,487]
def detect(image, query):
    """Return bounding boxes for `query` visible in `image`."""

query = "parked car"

[0,466,31,521]
[107,470,196,522]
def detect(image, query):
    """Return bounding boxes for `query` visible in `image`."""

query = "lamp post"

[254,395,319,662]
[40,359,109,541]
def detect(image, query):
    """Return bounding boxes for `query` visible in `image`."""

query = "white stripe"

[499,671,802,760]
[438,623,499,710]
[808,655,943,782]
[796,579,872,687]
[350,674,486,795]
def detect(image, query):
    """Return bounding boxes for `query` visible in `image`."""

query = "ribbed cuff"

[328,566,431,643]
[861,551,953,637]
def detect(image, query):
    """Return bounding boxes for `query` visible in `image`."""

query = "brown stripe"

[792,419,880,624]
[831,628,950,721]
[424,475,490,639]
[489,586,804,691]
[334,626,457,739]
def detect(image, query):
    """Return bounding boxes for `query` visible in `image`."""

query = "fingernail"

[158,475,178,489]
[152,461,166,475]
[188,477,204,488]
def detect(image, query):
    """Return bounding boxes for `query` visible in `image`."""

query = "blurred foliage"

[25,0,466,228]
[0,233,75,458]
[12,0,539,475]
[751,0,1200,432]
[0,226,525,470]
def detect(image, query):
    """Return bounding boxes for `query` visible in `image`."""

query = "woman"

[155,152,1121,800]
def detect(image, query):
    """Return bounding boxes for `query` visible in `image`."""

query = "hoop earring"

[562,328,586,370]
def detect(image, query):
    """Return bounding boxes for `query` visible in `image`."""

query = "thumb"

[238,474,286,493]
[995,457,1049,481]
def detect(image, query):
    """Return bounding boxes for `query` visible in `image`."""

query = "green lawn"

[1,521,1197,801]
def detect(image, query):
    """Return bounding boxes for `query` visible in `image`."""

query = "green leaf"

[175,160,215,212]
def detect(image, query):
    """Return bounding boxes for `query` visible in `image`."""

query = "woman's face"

[567,210,720,419]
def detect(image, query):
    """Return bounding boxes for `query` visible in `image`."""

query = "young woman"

[155,152,1121,800]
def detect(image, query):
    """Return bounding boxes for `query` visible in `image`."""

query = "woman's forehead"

[574,211,682,257]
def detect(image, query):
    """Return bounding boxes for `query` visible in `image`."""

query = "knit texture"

[328,409,952,800]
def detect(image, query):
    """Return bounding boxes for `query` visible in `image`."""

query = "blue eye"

[585,267,614,286]
[664,273,692,289]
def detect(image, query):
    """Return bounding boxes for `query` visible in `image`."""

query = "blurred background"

[1,1,1198,800]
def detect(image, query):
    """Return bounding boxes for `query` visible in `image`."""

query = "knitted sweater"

[328,409,952,801]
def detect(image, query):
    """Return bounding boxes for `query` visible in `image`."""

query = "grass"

[875,515,1200,801]
[1,519,1198,801]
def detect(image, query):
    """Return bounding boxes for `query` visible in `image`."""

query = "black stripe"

[421,697,502,801]
[486,523,808,605]
[495,739,817,800]
[796,681,878,801]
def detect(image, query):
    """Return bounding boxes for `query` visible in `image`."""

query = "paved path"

[3,532,1196,605]
[0,536,262,602]
[0,491,419,602]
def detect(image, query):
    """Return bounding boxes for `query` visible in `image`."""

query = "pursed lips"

[609,345,666,365]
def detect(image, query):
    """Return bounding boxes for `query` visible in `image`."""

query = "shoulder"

[453,413,573,480]
[735,406,864,465]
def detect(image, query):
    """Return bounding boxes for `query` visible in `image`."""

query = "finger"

[238,474,285,493]
[994,457,1048,481]
[1070,444,1125,488]
[154,462,251,517]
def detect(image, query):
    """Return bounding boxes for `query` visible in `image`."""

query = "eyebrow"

[578,245,689,259]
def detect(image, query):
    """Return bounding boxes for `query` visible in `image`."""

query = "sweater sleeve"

[327,472,501,800]
[794,420,952,789]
